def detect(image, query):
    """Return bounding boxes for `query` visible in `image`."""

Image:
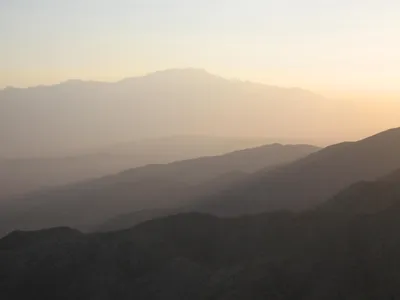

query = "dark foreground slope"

[192,127,400,215]
[2,172,400,300]
[0,144,317,235]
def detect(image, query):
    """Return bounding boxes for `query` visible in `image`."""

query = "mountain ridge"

[1,68,318,95]
[187,127,400,216]
[0,68,342,158]
[0,143,318,235]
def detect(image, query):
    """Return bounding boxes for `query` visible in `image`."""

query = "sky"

[1,0,400,98]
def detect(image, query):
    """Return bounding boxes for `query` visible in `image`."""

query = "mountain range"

[2,165,400,299]
[3,127,400,236]
[100,127,400,231]
[2,64,400,298]
[3,68,399,159]
[188,127,400,215]
[0,135,270,200]
[0,143,318,236]
[0,69,326,158]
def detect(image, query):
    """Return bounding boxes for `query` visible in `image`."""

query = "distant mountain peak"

[60,79,85,85]
[116,68,226,86]
[143,68,223,81]
[147,68,211,76]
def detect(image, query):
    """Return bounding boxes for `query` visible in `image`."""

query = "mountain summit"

[1,69,326,158]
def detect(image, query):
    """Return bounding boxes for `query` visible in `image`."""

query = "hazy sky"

[1,0,400,97]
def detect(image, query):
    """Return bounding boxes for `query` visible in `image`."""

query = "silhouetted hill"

[0,136,269,200]
[320,166,400,215]
[191,127,400,216]
[3,173,400,299]
[0,144,318,235]
[108,143,318,185]
[0,227,82,251]
[97,171,248,232]
[380,167,400,181]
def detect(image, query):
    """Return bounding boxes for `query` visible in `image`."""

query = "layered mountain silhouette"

[0,144,317,235]
[0,135,269,200]
[2,167,400,299]
[189,127,400,216]
[100,127,400,231]
[96,171,248,232]
[3,127,400,238]
[321,167,400,215]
